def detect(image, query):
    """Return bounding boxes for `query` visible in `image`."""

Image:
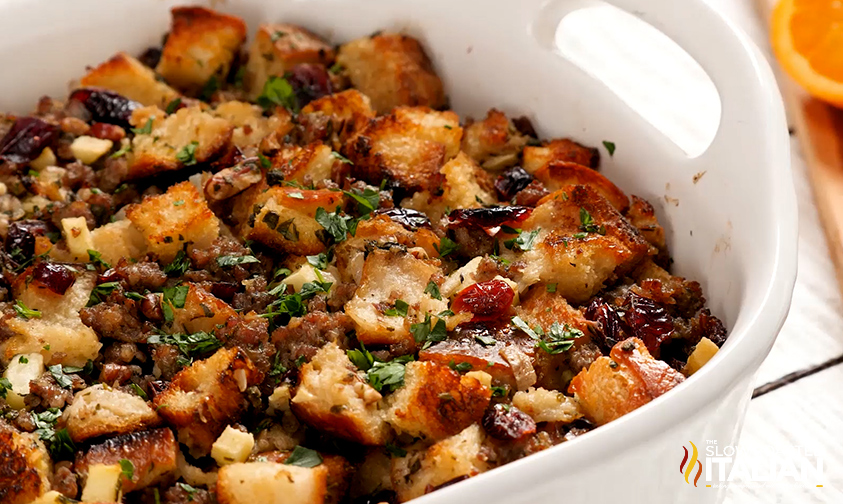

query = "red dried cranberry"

[31,262,75,295]
[692,309,727,347]
[482,403,536,441]
[138,47,163,68]
[584,298,624,353]
[5,220,48,260]
[68,88,141,127]
[494,166,534,201]
[452,279,514,321]
[373,207,431,230]
[624,292,674,356]
[0,117,59,164]
[448,206,532,230]
[88,122,125,142]
[286,63,332,108]
[511,116,538,139]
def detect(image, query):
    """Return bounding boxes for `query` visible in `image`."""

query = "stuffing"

[345,247,447,346]
[522,138,600,172]
[244,24,335,99]
[337,33,446,114]
[0,426,51,504]
[625,194,667,254]
[89,219,147,266]
[79,52,181,108]
[168,283,238,334]
[62,384,160,442]
[156,6,248,92]
[217,462,328,504]
[533,161,629,212]
[568,337,685,425]
[386,361,491,441]
[252,451,353,504]
[127,105,233,180]
[126,180,220,263]
[270,142,337,184]
[153,347,262,455]
[213,100,294,148]
[291,342,389,445]
[461,109,529,171]
[511,387,583,423]
[299,89,376,149]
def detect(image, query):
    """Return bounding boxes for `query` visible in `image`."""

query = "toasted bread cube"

[386,361,490,441]
[299,90,375,149]
[156,6,247,92]
[511,186,650,303]
[291,343,389,445]
[79,52,181,108]
[391,424,488,502]
[512,387,583,423]
[153,347,262,455]
[127,105,233,179]
[0,426,51,504]
[346,106,462,192]
[126,181,220,263]
[2,352,44,409]
[337,33,445,114]
[2,273,101,367]
[213,101,293,148]
[168,283,238,334]
[217,462,328,504]
[534,161,629,212]
[89,219,147,267]
[244,24,335,99]
[522,139,599,172]
[271,142,337,185]
[625,195,667,253]
[403,152,496,222]
[62,384,160,442]
[345,247,447,346]
[683,337,719,376]
[80,463,121,503]
[245,187,344,256]
[569,337,685,425]
[212,426,255,466]
[75,428,179,493]
[252,451,353,504]
[461,109,529,171]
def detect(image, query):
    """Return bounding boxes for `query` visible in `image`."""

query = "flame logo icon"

[680,441,703,487]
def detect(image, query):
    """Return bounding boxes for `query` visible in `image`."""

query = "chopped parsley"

[176,141,199,166]
[329,63,344,74]
[217,255,260,267]
[130,383,148,400]
[270,30,286,42]
[48,364,74,389]
[147,331,223,366]
[410,314,447,349]
[474,333,496,346]
[18,356,28,364]
[285,446,323,468]
[385,443,408,458]
[32,408,75,458]
[14,300,41,319]
[347,344,375,371]
[384,299,409,317]
[579,208,606,235]
[0,377,11,399]
[536,322,584,354]
[199,75,220,101]
[315,207,354,244]
[504,228,541,251]
[257,76,299,112]
[306,252,329,270]
[257,152,272,169]
[164,250,191,276]
[603,140,616,156]
[366,355,413,392]
[87,281,120,306]
[424,281,442,300]
[331,151,354,165]
[546,283,557,293]
[344,187,379,215]
[448,361,472,373]
[434,236,459,257]
[161,284,190,322]
[119,459,135,482]
[87,249,111,269]
[491,385,508,398]
[176,483,199,500]
[131,117,154,135]
[165,98,182,114]
[110,142,132,158]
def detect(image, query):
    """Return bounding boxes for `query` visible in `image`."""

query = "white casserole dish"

[0,0,797,502]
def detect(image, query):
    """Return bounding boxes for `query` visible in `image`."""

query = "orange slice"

[772,0,843,107]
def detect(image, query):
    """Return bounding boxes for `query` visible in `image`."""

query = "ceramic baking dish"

[0,0,797,502]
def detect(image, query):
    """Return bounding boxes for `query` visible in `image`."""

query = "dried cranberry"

[68,88,141,127]
[88,122,125,142]
[494,166,534,201]
[138,47,163,68]
[5,220,48,260]
[0,117,59,164]
[286,64,332,108]
[511,116,538,139]
[31,262,75,295]
[482,403,536,441]
[692,309,727,347]
[211,282,239,301]
[448,206,532,230]
[584,298,624,353]
[373,207,432,230]
[624,292,674,356]
[452,279,514,321]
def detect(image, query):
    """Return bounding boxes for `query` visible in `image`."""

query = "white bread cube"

[512,387,583,423]
[461,109,529,171]
[79,52,181,108]
[62,384,160,442]
[217,462,328,504]
[89,219,147,267]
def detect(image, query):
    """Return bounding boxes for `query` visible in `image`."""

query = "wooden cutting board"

[756,0,843,297]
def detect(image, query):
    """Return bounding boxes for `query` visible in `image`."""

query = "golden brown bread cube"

[213,101,294,148]
[153,347,262,455]
[0,426,51,504]
[2,272,100,367]
[75,428,179,493]
[522,138,600,172]
[461,109,529,171]
[337,33,446,114]
[390,424,488,502]
[255,451,353,504]
[244,24,335,99]
[127,105,233,179]
[245,186,344,255]
[345,247,447,346]
[511,387,583,423]
[62,384,161,443]
[271,142,337,185]
[291,343,389,445]
[625,195,667,254]
[299,89,376,149]
[510,185,650,303]
[79,52,181,108]
[217,462,329,504]
[156,6,247,92]
[126,180,220,263]
[534,161,629,212]
[346,106,462,192]
[386,361,491,441]
[168,283,238,334]
[568,337,685,425]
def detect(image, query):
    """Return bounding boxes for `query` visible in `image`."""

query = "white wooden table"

[704,1,843,502]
